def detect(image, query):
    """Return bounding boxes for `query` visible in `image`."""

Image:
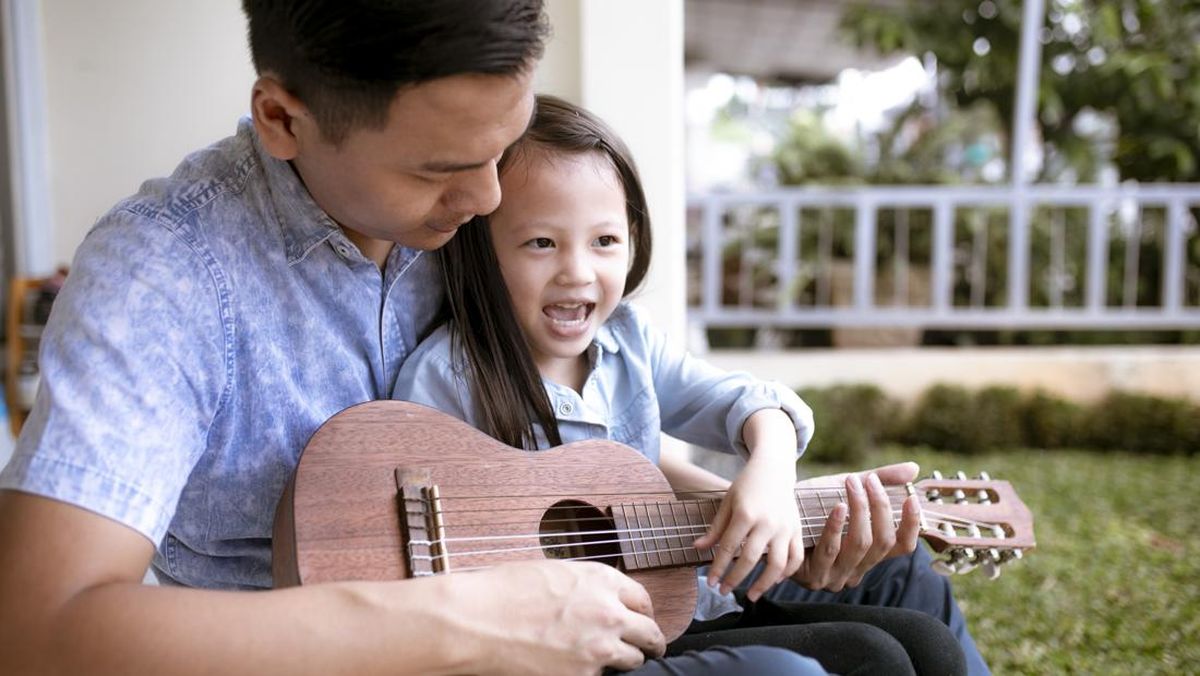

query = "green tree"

[843,0,1200,182]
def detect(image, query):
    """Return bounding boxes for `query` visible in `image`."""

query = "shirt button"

[334,242,353,258]
[557,401,574,416]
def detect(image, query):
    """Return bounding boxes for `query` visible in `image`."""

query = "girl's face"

[488,149,631,384]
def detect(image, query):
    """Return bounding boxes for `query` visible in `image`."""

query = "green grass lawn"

[813,447,1200,675]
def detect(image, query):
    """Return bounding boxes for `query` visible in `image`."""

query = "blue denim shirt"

[392,302,815,619]
[0,117,443,589]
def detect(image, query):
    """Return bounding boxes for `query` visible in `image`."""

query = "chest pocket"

[607,386,659,454]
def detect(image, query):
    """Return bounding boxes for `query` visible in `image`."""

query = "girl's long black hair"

[438,94,653,449]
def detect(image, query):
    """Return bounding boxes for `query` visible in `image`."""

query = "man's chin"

[400,226,460,251]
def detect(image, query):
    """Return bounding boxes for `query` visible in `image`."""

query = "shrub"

[973,385,1027,450]
[795,382,1199,457]
[796,384,898,465]
[902,384,983,454]
[1083,391,1200,455]
[1021,389,1085,449]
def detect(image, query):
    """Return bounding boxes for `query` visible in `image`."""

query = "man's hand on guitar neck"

[790,462,922,593]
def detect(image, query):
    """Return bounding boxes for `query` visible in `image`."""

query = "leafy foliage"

[842,0,1200,183]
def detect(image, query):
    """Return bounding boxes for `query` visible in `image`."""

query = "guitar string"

[405,485,908,507]
[405,488,911,518]
[415,515,910,566]
[414,496,909,533]
[409,513,1009,561]
[429,511,903,545]
[406,510,998,563]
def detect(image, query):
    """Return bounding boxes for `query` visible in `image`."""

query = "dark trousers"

[749,546,989,676]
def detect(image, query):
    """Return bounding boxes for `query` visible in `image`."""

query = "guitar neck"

[608,486,912,573]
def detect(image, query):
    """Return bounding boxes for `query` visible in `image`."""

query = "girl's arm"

[657,444,731,498]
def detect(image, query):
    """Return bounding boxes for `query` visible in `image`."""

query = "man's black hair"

[243,0,548,143]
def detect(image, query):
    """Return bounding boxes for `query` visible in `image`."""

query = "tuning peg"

[1000,549,1023,563]
[930,470,944,480]
[981,558,1001,579]
[954,548,979,574]
[977,471,991,481]
[955,470,968,480]
[980,549,1003,580]
[931,556,957,576]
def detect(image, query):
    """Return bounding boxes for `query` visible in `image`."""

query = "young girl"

[394,95,963,675]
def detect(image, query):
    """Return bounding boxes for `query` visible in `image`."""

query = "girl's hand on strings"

[693,409,804,602]
[790,462,922,592]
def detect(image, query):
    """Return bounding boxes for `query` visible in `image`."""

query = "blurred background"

[0,0,1196,672]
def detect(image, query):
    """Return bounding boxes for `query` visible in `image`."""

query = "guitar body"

[273,400,699,640]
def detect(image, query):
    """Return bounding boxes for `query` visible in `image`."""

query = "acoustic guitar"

[273,401,1035,641]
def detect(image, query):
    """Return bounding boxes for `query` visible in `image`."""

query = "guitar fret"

[683,500,704,563]
[675,501,699,564]
[644,503,662,568]
[796,490,810,550]
[700,499,718,560]
[653,501,676,566]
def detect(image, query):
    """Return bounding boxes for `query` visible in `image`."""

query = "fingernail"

[868,472,882,490]
[849,474,863,493]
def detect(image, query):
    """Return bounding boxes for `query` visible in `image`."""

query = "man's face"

[291,71,535,253]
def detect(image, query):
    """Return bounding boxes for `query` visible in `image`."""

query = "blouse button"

[557,401,574,416]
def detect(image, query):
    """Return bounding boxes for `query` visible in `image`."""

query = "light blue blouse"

[392,302,814,619]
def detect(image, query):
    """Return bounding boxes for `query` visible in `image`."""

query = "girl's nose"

[555,249,596,286]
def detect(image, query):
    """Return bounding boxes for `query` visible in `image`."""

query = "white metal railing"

[686,184,1200,331]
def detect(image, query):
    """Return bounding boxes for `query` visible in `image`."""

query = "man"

[0,2,977,674]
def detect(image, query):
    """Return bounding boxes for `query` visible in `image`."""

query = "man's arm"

[0,491,665,676]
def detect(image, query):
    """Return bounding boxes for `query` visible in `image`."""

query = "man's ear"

[250,75,314,161]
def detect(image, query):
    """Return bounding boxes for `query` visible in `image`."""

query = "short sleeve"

[0,211,227,543]
[622,304,814,458]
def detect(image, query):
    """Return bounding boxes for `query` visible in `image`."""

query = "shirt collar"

[593,318,621,355]
[245,117,343,266]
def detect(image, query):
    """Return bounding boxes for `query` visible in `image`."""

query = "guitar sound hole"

[539,500,621,567]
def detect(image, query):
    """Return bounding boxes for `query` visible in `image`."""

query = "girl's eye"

[595,235,618,247]
[529,237,554,249]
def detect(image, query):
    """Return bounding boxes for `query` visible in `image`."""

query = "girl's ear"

[250,75,318,161]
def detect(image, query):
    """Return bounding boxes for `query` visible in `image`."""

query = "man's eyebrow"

[421,102,536,174]
[418,159,490,173]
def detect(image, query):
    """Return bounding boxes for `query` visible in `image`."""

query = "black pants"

[668,594,967,676]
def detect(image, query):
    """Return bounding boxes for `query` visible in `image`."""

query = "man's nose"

[444,161,502,216]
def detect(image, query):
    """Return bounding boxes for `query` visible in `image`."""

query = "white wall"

[31,0,688,343]
[39,0,255,269]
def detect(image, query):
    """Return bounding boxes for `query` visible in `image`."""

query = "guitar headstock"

[912,470,1035,580]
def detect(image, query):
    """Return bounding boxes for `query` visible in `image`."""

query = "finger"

[605,641,649,673]
[619,610,667,660]
[709,518,752,590]
[694,494,731,550]
[614,573,655,618]
[746,532,790,602]
[722,529,770,596]
[784,530,805,579]
[889,494,921,556]
[829,473,871,591]
[801,501,845,589]
[851,472,898,582]
[871,461,919,486]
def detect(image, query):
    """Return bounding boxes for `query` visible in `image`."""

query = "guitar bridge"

[395,468,449,577]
